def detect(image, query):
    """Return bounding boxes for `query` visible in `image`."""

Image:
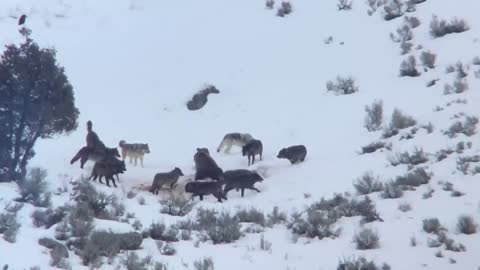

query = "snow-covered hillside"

[1,0,480,269]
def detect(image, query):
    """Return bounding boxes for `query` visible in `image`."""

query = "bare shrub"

[389,147,429,167]
[326,76,359,95]
[206,212,242,244]
[390,25,413,43]
[126,190,137,199]
[384,0,404,21]
[430,16,470,38]
[457,215,477,234]
[404,16,421,28]
[395,168,431,187]
[337,0,353,10]
[0,211,21,243]
[16,167,51,207]
[288,210,341,239]
[360,141,391,154]
[398,202,412,212]
[32,206,67,229]
[267,206,287,226]
[353,228,380,250]
[38,238,69,268]
[159,195,194,217]
[381,181,403,199]
[157,241,176,256]
[265,0,275,9]
[364,100,383,131]
[68,202,94,238]
[472,56,480,65]
[444,79,468,95]
[121,252,152,270]
[444,116,478,138]
[277,1,292,17]
[194,257,214,270]
[259,234,272,252]
[137,196,146,205]
[399,56,420,77]
[400,42,413,55]
[437,232,466,252]
[390,108,417,130]
[423,218,443,234]
[235,208,266,227]
[337,256,389,270]
[420,51,436,69]
[149,222,178,242]
[353,172,384,195]
[366,0,385,15]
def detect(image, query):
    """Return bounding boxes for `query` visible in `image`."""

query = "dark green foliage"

[0,28,79,181]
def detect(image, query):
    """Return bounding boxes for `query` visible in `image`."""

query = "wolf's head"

[252,171,264,183]
[173,167,184,176]
[277,148,288,159]
[143,144,151,154]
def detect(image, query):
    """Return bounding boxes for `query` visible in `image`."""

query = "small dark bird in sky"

[18,14,27,25]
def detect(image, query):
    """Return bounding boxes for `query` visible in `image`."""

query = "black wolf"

[223,169,263,197]
[184,181,227,202]
[277,145,307,164]
[242,139,263,166]
[186,85,220,111]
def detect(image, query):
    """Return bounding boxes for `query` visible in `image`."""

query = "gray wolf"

[186,85,220,111]
[184,181,227,202]
[223,169,263,197]
[217,133,254,153]
[150,167,184,194]
[194,148,223,181]
[277,145,307,164]
[242,139,263,166]
[119,140,151,167]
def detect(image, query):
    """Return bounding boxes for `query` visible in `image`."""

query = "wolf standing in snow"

[216,133,254,153]
[277,145,307,164]
[242,139,263,166]
[118,140,151,167]
[223,169,263,197]
[150,167,184,194]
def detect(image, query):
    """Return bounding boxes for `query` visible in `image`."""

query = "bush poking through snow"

[267,206,287,227]
[381,181,403,199]
[384,0,404,21]
[260,234,272,252]
[194,257,215,270]
[390,108,417,130]
[16,167,51,207]
[390,25,413,43]
[337,256,389,270]
[430,16,470,38]
[159,195,195,217]
[364,100,383,132]
[457,215,477,234]
[436,232,466,252]
[395,168,431,187]
[32,206,67,229]
[400,41,413,55]
[235,208,266,227]
[420,51,436,69]
[398,202,412,212]
[353,228,380,250]
[265,0,275,9]
[121,252,153,270]
[444,79,469,95]
[360,141,391,154]
[276,1,292,17]
[353,172,384,195]
[288,210,341,239]
[157,241,177,256]
[337,0,353,11]
[0,211,21,243]
[404,16,421,28]
[206,212,242,244]
[444,116,479,138]
[389,147,429,167]
[326,76,359,95]
[423,218,443,234]
[149,222,179,242]
[399,55,420,77]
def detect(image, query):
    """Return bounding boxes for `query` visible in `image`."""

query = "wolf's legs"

[140,156,144,168]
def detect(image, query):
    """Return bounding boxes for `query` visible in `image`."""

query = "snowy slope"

[1,0,480,269]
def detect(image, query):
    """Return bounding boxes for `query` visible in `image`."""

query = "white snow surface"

[1,0,480,269]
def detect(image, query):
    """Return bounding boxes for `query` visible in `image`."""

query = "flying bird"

[18,14,27,25]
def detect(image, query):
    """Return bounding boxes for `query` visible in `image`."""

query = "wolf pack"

[71,122,307,203]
